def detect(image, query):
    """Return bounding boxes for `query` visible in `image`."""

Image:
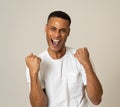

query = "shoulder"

[66,46,77,56]
[38,49,48,60]
[66,46,83,66]
[65,46,78,63]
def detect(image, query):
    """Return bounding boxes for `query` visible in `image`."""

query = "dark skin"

[74,48,103,104]
[45,17,70,59]
[25,17,103,107]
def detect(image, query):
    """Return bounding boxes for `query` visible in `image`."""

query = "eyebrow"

[50,26,68,30]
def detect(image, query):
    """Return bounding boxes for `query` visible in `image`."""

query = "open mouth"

[51,39,61,46]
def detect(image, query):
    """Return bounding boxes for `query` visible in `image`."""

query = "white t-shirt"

[26,47,89,107]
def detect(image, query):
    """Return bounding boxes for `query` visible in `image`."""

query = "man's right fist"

[25,53,41,75]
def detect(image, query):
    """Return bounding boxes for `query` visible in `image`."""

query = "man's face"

[45,17,70,53]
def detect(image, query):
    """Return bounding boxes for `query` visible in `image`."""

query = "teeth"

[52,39,59,42]
[52,39,60,45]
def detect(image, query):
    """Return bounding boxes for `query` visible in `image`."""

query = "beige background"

[0,0,120,107]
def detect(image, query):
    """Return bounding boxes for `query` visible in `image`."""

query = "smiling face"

[45,17,70,58]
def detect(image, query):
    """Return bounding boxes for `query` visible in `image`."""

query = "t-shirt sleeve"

[76,60,87,86]
[72,48,87,86]
[25,64,45,89]
[39,63,45,89]
[26,66,30,83]
[79,57,96,86]
[80,65,87,85]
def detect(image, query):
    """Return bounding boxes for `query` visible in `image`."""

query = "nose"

[54,30,61,38]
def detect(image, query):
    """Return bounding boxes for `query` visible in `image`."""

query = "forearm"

[84,63,103,105]
[74,48,103,104]
[30,74,47,107]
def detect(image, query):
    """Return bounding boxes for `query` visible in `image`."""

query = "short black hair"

[47,11,71,25]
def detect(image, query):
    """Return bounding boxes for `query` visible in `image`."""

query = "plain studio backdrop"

[0,0,120,107]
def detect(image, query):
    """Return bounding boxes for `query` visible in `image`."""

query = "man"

[25,11,103,107]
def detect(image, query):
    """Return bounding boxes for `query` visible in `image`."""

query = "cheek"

[46,31,50,38]
[46,35,51,44]
[46,33,50,43]
[63,35,68,42]
[47,30,53,39]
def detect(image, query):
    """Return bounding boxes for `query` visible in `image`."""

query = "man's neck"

[48,47,66,59]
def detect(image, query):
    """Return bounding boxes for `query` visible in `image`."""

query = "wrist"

[30,71,38,80]
[82,60,91,67]
[82,62,94,73]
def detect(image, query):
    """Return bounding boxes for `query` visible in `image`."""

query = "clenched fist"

[25,53,41,76]
[74,47,90,66]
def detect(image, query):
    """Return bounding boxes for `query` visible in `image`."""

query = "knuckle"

[25,56,29,61]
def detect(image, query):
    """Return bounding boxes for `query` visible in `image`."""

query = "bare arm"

[74,48,103,105]
[25,53,47,107]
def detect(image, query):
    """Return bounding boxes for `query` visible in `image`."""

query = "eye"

[50,27,56,31]
[62,29,66,32]
[60,29,67,34]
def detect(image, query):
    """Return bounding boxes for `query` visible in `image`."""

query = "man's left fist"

[74,47,90,66]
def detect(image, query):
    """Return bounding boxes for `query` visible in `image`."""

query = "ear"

[67,28,70,37]
[44,24,48,32]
